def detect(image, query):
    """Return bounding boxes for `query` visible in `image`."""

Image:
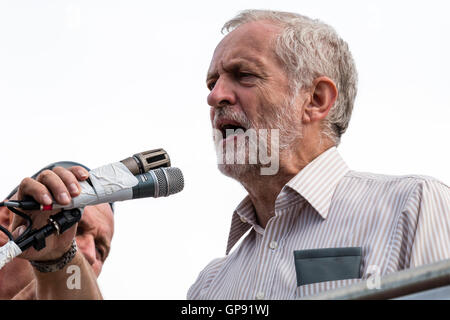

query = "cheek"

[92,261,102,277]
[257,81,282,106]
[244,84,279,125]
[234,87,260,120]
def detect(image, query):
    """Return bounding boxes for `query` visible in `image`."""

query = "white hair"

[222,9,358,145]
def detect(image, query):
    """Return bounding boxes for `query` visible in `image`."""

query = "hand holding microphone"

[3,149,184,264]
[8,165,90,262]
[8,149,182,211]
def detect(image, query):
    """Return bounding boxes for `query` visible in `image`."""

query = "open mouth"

[217,121,247,138]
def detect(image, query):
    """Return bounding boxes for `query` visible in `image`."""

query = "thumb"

[11,225,27,239]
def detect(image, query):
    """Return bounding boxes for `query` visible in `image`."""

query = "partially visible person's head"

[3,161,115,277]
[76,203,114,277]
[207,10,358,181]
[208,20,297,180]
[221,10,358,145]
[0,202,114,299]
[0,161,115,299]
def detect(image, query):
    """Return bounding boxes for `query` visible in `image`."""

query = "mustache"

[212,107,253,129]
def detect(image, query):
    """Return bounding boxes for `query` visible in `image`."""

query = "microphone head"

[153,167,184,197]
[121,149,171,175]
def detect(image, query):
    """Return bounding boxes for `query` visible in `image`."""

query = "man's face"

[75,203,114,277]
[206,21,303,178]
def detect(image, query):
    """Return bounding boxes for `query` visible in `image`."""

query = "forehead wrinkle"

[207,22,282,83]
[207,55,266,82]
[223,56,264,72]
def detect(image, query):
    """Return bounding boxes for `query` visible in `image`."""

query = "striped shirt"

[187,147,450,299]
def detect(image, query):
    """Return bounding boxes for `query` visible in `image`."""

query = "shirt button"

[256,292,265,300]
[240,216,247,223]
[269,241,278,250]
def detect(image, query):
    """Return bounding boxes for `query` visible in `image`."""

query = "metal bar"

[301,258,450,300]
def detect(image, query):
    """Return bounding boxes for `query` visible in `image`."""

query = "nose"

[77,237,96,267]
[207,76,236,108]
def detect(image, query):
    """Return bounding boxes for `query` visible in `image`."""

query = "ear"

[302,77,338,124]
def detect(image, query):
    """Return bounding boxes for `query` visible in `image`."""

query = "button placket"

[255,291,265,300]
[269,240,278,250]
[253,214,282,300]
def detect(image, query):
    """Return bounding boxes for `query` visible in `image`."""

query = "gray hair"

[222,10,358,145]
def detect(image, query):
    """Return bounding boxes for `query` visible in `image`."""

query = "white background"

[0,0,449,299]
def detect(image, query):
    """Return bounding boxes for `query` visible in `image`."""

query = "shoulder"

[191,256,227,282]
[187,256,226,299]
[342,171,449,207]
[344,171,448,190]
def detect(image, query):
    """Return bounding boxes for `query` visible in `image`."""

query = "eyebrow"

[77,220,92,231]
[206,58,265,82]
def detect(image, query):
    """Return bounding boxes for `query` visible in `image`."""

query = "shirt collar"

[285,146,350,219]
[225,147,350,255]
[225,196,255,255]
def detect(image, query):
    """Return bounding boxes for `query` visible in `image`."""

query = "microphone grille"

[166,167,184,195]
[153,167,184,197]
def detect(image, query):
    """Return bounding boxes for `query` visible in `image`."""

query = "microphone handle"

[51,170,161,210]
[8,170,157,211]
[8,166,182,211]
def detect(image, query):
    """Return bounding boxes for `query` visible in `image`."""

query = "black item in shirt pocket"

[293,247,362,286]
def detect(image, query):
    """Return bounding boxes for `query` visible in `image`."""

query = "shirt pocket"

[296,278,363,298]
[293,247,362,286]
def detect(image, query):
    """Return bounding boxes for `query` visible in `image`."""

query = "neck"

[238,135,334,228]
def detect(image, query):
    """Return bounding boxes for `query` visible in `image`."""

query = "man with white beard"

[7,9,449,301]
[187,10,450,300]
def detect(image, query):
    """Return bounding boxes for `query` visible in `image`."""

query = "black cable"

[15,208,82,252]
[0,225,13,241]
[0,201,35,243]
[7,206,33,243]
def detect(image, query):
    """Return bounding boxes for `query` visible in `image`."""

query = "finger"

[52,166,81,197]
[17,177,53,205]
[68,166,90,181]
[11,224,27,239]
[36,170,71,205]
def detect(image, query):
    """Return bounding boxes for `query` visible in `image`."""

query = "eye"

[95,246,105,261]
[207,80,216,91]
[236,72,257,85]
[76,226,85,236]
[238,72,253,78]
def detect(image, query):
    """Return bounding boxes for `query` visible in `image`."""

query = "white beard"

[212,94,302,180]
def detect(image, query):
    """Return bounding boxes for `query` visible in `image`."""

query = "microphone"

[12,166,184,211]
[120,148,170,175]
[45,166,184,211]
[4,150,183,211]
[4,148,171,201]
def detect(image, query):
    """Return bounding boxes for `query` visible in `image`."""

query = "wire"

[0,225,13,241]
[1,201,19,208]
[7,206,33,243]
[0,201,34,243]
[0,201,35,243]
